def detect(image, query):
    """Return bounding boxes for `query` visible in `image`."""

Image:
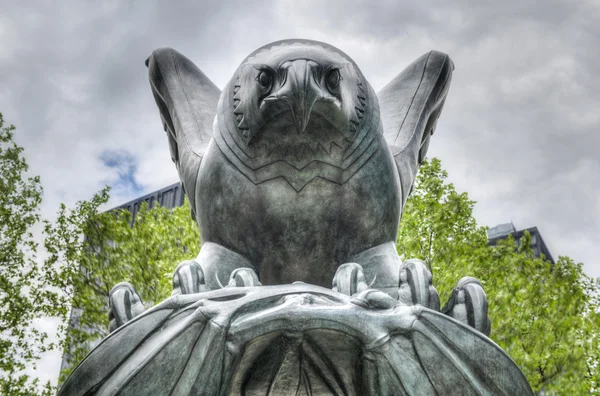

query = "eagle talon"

[332,262,369,296]
[108,282,145,333]
[397,259,440,310]
[442,276,491,336]
[172,260,208,296]
[227,267,262,288]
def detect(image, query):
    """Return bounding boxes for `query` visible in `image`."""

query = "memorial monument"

[59,40,534,395]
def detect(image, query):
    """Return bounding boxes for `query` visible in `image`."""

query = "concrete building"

[487,222,555,264]
[111,182,186,222]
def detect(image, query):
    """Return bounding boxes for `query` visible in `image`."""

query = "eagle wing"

[378,50,454,206]
[146,48,221,218]
[367,308,533,395]
[58,286,532,396]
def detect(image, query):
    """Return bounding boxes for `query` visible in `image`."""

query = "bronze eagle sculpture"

[56,40,534,396]
[105,39,492,333]
[145,40,471,300]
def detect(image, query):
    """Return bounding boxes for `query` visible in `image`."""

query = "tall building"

[487,222,555,264]
[111,182,186,222]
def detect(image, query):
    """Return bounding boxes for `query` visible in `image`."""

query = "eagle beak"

[267,59,324,133]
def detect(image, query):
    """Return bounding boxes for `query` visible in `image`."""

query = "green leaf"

[397,158,600,394]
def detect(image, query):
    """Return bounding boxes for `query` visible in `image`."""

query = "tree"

[43,188,200,383]
[397,158,600,395]
[0,113,58,395]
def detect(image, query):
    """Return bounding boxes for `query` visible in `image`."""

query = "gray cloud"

[1,0,598,386]
[100,149,143,195]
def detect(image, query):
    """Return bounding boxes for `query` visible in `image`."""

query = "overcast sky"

[1,0,598,387]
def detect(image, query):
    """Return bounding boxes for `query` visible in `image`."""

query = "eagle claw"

[332,258,491,336]
[332,262,370,296]
[108,282,146,333]
[227,267,262,287]
[398,258,440,310]
[172,259,208,296]
[442,277,491,336]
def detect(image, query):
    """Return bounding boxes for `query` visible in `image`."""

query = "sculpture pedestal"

[60,284,532,395]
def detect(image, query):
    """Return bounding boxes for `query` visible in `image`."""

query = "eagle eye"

[256,70,273,91]
[326,68,342,89]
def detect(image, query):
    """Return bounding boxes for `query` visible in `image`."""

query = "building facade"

[487,222,555,264]
[110,182,186,222]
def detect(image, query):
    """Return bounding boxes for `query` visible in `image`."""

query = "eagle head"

[221,40,376,166]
